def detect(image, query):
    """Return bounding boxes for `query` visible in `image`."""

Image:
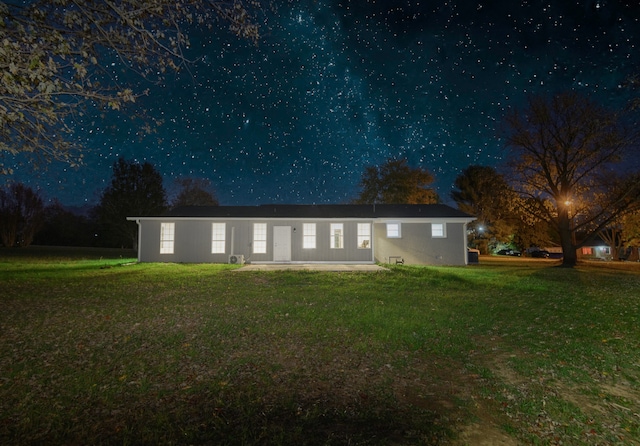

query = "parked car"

[530,250,551,258]
[496,249,521,256]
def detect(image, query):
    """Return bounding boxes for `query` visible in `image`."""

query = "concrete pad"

[233,263,389,272]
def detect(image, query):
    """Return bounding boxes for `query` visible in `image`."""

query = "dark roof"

[158,204,474,219]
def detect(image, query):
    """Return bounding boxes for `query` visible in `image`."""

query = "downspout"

[136,219,141,262]
[463,222,468,265]
[231,226,235,256]
[371,219,375,264]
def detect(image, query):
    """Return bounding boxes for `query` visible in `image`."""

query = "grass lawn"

[1,248,639,445]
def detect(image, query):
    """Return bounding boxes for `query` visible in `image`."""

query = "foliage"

[171,177,219,208]
[451,165,518,252]
[505,195,557,252]
[0,253,639,445]
[33,200,94,247]
[0,182,44,247]
[626,74,640,111]
[503,91,640,266]
[92,158,166,249]
[353,158,438,204]
[599,209,640,261]
[621,209,640,249]
[0,0,262,174]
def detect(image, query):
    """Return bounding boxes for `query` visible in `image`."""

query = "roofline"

[127,216,476,223]
[127,204,476,222]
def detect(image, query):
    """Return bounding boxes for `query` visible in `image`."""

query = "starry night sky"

[12,0,640,207]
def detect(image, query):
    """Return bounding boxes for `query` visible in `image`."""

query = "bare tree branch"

[504,91,640,266]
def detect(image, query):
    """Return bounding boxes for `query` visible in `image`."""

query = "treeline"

[0,159,218,249]
[3,92,640,267]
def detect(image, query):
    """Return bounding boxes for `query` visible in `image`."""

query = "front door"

[273,226,292,262]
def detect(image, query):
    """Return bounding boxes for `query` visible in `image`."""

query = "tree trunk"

[560,235,577,266]
[559,210,577,267]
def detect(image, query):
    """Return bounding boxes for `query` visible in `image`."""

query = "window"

[330,223,343,249]
[253,223,267,254]
[160,222,175,254]
[211,223,226,254]
[386,222,401,238]
[432,223,446,238]
[582,247,593,255]
[357,223,371,249]
[303,223,316,249]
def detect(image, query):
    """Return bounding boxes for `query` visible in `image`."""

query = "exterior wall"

[577,245,612,261]
[137,219,374,263]
[373,221,468,266]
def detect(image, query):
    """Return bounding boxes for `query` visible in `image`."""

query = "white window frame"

[431,222,446,238]
[160,222,175,254]
[357,223,371,249]
[330,223,344,249]
[303,223,316,249]
[386,222,401,238]
[253,223,267,254]
[211,223,226,254]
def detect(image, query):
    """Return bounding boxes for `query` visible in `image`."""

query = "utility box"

[467,248,480,264]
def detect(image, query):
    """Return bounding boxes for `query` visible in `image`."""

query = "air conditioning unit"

[228,254,244,265]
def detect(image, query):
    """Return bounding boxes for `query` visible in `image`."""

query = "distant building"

[576,234,615,262]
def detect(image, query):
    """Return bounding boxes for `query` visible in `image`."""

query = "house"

[576,233,640,262]
[127,204,476,266]
[578,236,613,261]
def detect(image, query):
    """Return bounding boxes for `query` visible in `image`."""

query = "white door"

[273,226,292,262]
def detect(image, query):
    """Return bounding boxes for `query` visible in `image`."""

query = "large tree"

[0,0,261,174]
[451,165,517,253]
[93,158,167,249]
[354,158,438,205]
[0,182,45,247]
[172,178,219,208]
[504,92,640,266]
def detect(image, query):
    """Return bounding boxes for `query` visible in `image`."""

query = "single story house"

[576,234,639,262]
[127,204,476,266]
[578,243,613,261]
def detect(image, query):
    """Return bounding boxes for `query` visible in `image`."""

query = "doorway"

[273,226,291,262]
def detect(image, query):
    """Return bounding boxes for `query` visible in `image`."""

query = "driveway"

[233,263,389,272]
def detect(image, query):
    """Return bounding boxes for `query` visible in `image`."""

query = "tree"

[510,196,556,252]
[0,0,261,174]
[451,165,517,253]
[621,210,640,248]
[599,208,640,261]
[172,178,219,208]
[93,158,167,249]
[354,158,438,204]
[0,182,45,247]
[504,92,640,266]
[598,221,625,260]
[620,210,640,261]
[34,200,93,247]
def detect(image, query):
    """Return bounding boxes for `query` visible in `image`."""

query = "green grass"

[1,249,639,445]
